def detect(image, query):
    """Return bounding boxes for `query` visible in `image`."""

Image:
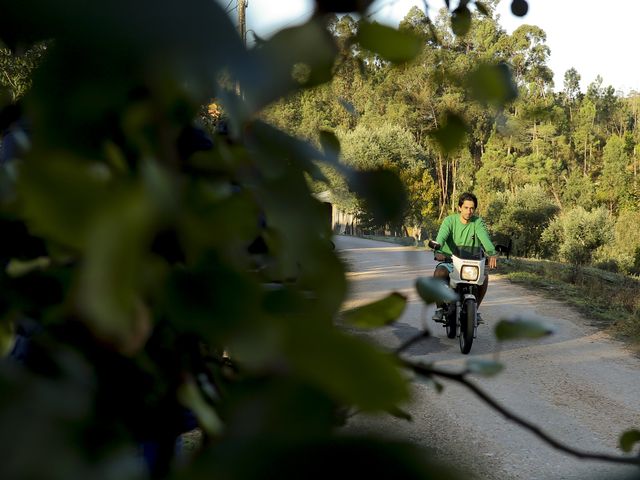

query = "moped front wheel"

[459,299,476,354]
[445,305,457,338]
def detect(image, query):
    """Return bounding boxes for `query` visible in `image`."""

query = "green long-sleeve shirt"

[435,214,497,257]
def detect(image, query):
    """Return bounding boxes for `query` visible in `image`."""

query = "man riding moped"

[432,192,497,324]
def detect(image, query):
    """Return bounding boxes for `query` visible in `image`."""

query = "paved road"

[336,235,640,480]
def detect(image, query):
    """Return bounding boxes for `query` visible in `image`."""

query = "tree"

[339,123,438,233]
[597,134,631,212]
[563,68,581,104]
[562,169,596,210]
[572,97,597,174]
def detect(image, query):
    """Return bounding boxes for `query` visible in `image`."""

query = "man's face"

[458,200,476,222]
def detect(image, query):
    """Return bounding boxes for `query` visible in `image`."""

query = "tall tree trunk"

[451,156,458,211]
[437,153,447,219]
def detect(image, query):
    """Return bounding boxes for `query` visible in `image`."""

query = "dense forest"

[263,4,640,274]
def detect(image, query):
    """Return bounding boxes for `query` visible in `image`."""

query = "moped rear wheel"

[445,305,457,338]
[459,299,476,354]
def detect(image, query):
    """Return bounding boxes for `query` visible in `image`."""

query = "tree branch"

[402,359,640,466]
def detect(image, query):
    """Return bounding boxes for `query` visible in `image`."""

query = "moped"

[428,240,486,354]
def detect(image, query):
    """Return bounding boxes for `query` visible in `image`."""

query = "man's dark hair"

[458,192,478,208]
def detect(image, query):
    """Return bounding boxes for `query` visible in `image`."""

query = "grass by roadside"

[494,257,640,343]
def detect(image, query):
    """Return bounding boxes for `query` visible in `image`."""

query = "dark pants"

[433,265,488,308]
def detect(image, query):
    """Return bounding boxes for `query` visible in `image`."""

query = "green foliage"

[596,134,631,212]
[541,206,614,269]
[562,170,596,210]
[339,123,438,231]
[484,185,559,257]
[593,209,640,274]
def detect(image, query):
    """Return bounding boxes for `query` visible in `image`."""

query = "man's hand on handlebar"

[488,255,497,269]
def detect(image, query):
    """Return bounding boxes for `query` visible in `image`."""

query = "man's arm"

[433,216,452,261]
[475,217,498,269]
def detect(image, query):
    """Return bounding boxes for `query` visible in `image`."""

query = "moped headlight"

[461,265,479,281]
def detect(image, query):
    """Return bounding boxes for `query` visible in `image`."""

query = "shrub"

[484,185,559,258]
[541,207,614,279]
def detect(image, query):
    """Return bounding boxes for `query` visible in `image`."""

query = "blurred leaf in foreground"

[78,186,158,354]
[314,0,375,13]
[468,62,518,105]
[341,292,407,329]
[17,156,110,250]
[451,6,471,36]
[415,277,457,304]
[357,21,423,64]
[466,359,504,377]
[619,429,640,453]
[185,435,460,480]
[494,314,555,341]
[347,168,407,226]
[430,112,467,154]
[244,19,337,113]
[284,316,409,411]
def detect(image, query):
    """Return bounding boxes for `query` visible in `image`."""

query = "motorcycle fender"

[463,293,476,302]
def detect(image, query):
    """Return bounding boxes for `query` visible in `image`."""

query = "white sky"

[220,0,639,95]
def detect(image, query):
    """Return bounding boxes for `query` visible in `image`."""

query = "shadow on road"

[391,322,449,355]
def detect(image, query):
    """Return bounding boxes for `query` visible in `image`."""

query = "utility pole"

[237,0,248,46]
